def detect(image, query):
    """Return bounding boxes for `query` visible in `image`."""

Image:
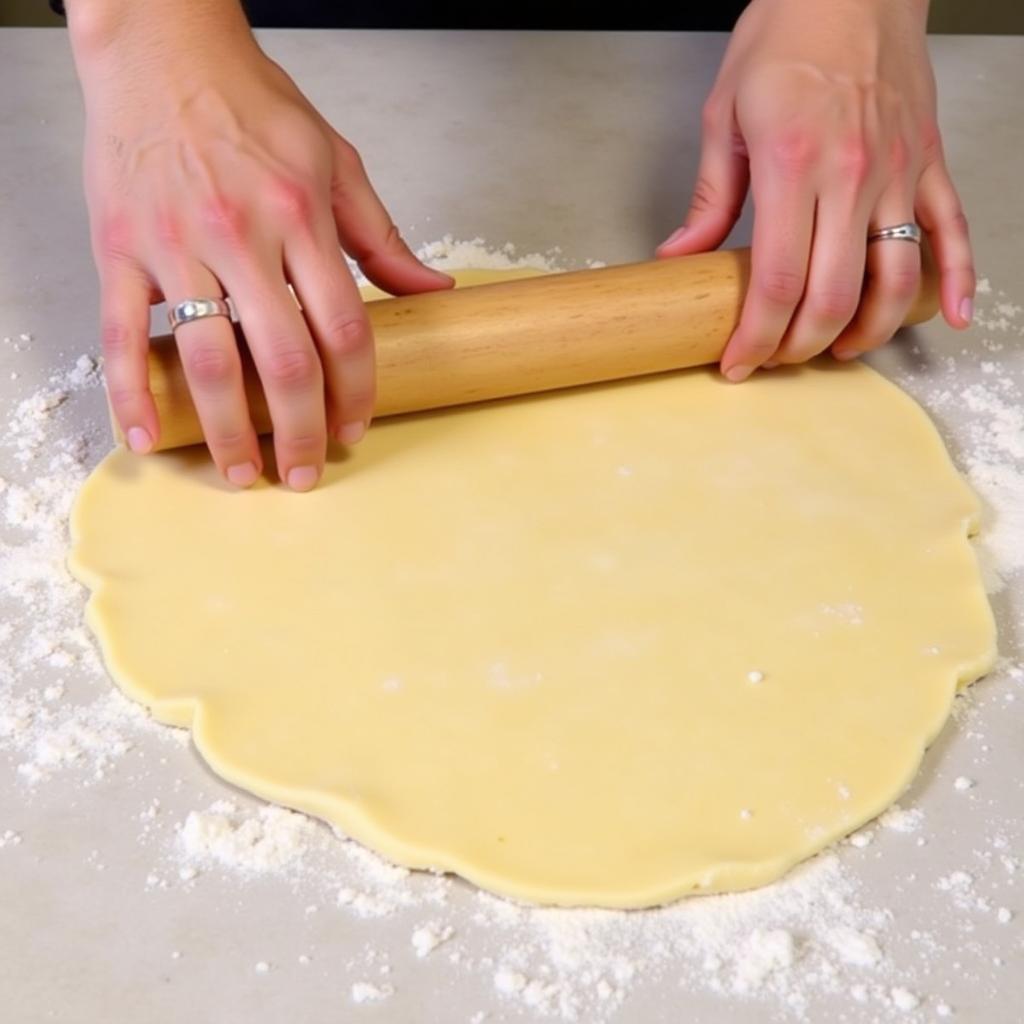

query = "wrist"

[67,0,256,71]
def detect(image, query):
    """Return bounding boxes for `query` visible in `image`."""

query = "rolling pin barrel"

[138,247,940,452]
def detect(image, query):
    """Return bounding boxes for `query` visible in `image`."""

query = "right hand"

[69,0,451,490]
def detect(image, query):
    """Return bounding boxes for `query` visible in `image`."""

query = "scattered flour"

[180,801,320,875]
[890,986,920,1012]
[351,980,393,1003]
[879,805,925,834]
[1,243,1022,1022]
[411,923,455,958]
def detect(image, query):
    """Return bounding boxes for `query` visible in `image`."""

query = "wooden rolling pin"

[137,246,939,451]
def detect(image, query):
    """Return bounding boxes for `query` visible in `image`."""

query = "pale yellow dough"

[69,270,996,908]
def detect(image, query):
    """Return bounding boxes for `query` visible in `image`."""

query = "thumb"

[657,108,749,258]
[328,132,453,296]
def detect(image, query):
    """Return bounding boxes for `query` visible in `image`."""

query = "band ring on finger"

[168,296,235,332]
[867,223,922,245]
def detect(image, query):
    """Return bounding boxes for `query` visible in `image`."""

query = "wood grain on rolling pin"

[136,247,940,452]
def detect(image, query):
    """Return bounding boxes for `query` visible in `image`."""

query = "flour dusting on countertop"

[1,242,1022,1021]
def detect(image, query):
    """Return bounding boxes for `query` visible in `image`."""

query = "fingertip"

[286,464,321,492]
[657,226,689,252]
[722,363,754,383]
[423,266,456,290]
[940,293,973,330]
[337,420,367,445]
[126,426,154,455]
[832,346,861,362]
[361,256,453,296]
[656,222,729,259]
[226,460,261,488]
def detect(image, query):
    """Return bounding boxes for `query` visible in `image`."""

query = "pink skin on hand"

[655,0,974,381]
[72,0,451,490]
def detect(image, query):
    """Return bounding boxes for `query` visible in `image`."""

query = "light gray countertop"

[1,27,1022,1024]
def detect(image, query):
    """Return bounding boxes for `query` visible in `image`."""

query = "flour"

[415,235,564,273]
[351,980,393,1003]
[411,923,455,958]
[890,987,921,1012]
[1,241,1022,1022]
[480,851,904,1020]
[878,806,925,833]
[180,801,321,875]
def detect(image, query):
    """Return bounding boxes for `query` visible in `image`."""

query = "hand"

[69,0,451,488]
[657,0,973,381]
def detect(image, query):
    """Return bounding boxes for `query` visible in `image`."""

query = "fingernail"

[658,226,687,250]
[724,364,753,384]
[226,461,259,488]
[338,420,366,445]
[287,465,319,492]
[833,347,860,362]
[763,360,780,370]
[959,296,974,325]
[126,427,153,454]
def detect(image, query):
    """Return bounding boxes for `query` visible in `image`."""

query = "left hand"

[657,0,974,381]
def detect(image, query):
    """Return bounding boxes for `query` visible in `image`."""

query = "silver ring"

[168,297,233,331]
[868,223,922,245]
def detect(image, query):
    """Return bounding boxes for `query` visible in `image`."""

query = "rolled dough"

[68,270,996,908]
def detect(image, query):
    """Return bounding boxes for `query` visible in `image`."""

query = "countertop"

[1,28,1022,1024]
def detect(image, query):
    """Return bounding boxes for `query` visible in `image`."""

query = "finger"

[832,189,921,360]
[915,160,974,329]
[657,96,749,257]
[285,224,375,444]
[720,150,816,381]
[328,133,452,297]
[99,263,161,454]
[159,263,263,487]
[223,263,327,491]
[773,196,869,364]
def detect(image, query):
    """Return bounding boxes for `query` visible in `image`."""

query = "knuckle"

[107,385,144,409]
[920,118,943,161]
[769,130,818,178]
[340,387,376,411]
[734,331,780,360]
[758,268,805,307]
[700,95,724,133]
[207,428,249,449]
[382,221,408,255]
[322,312,372,359]
[688,176,720,217]
[263,343,320,390]
[329,142,369,206]
[810,285,860,323]
[96,214,135,264]
[185,344,237,388]
[202,195,249,245]
[100,320,141,358]
[276,432,323,456]
[884,266,921,302]
[689,175,744,224]
[153,209,184,251]
[332,137,364,174]
[888,135,912,176]
[947,207,970,238]
[835,135,873,186]
[268,177,315,229]
[777,343,820,366]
